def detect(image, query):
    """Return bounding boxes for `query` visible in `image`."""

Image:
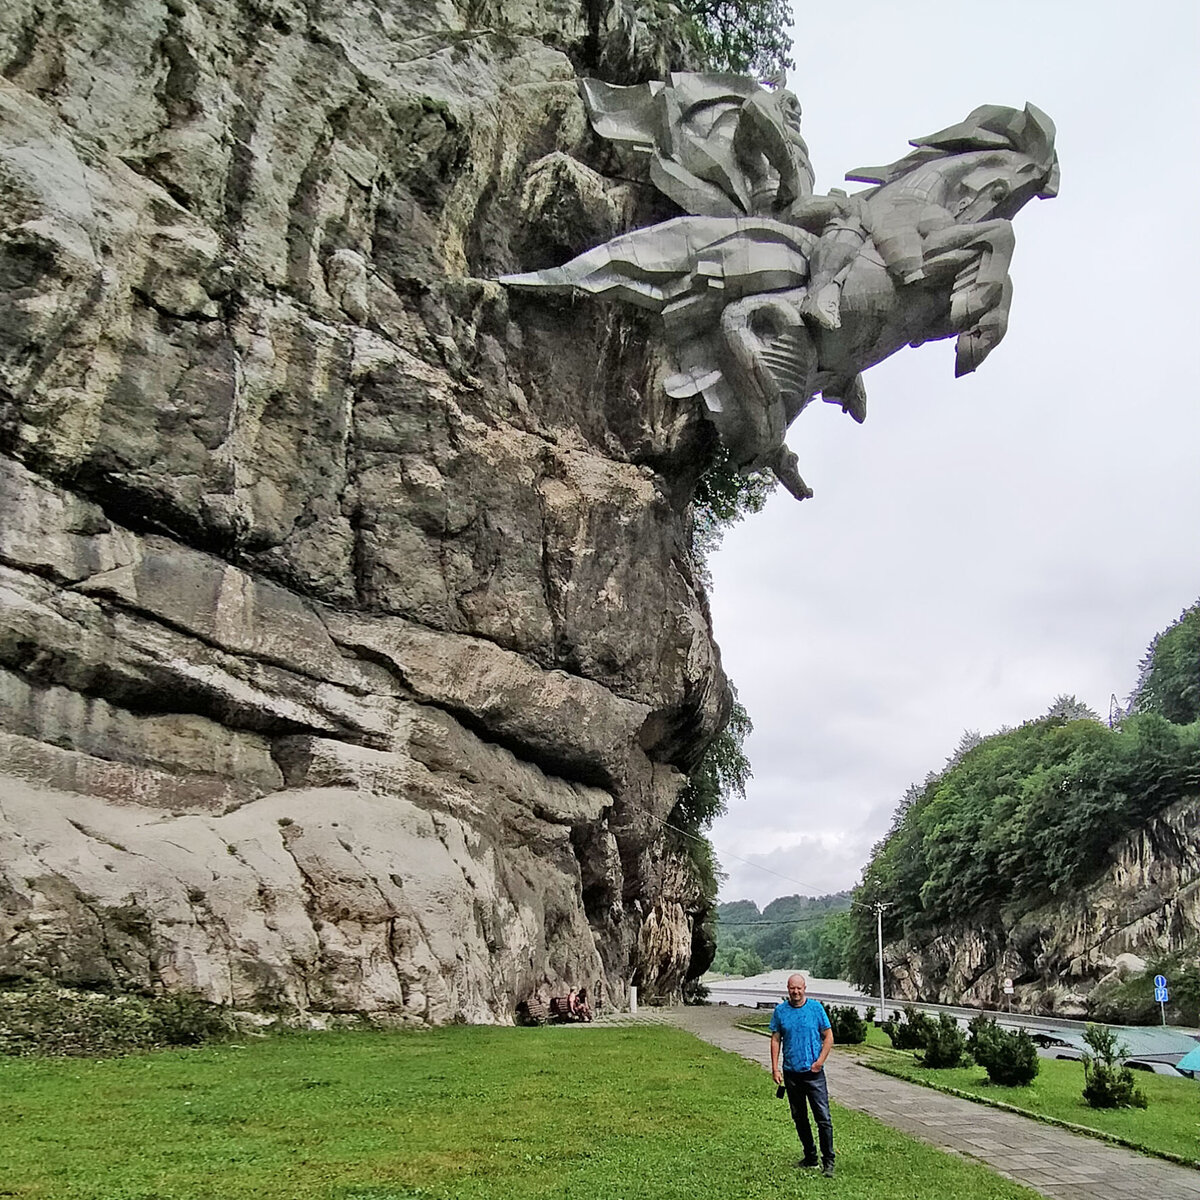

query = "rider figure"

[787,188,950,330]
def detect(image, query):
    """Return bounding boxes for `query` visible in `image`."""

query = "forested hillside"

[711,892,852,976]
[844,600,1200,1016]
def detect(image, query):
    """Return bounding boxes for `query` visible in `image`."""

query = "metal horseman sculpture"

[503,74,1059,501]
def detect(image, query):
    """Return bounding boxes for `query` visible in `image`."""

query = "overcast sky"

[706,0,1200,907]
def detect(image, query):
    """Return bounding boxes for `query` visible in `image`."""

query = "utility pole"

[873,900,891,1023]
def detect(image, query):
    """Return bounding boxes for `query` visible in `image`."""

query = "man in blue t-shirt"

[769,972,835,1177]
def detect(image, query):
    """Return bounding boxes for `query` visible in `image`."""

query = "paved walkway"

[663,1004,1200,1200]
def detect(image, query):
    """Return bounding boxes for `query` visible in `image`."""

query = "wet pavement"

[663,1004,1200,1200]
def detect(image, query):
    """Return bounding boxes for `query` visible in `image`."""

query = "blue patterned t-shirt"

[769,998,831,1072]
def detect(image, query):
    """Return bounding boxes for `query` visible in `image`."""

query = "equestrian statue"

[502,73,1059,502]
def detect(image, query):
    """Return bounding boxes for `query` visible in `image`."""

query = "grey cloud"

[704,1,1200,905]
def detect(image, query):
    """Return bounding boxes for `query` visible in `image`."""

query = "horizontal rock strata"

[0,0,725,1018]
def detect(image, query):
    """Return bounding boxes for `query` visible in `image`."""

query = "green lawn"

[842,1025,1200,1164]
[0,1024,1042,1200]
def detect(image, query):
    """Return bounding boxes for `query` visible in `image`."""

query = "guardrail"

[704,983,1101,1036]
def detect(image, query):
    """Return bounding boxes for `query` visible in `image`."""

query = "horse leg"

[919,220,1017,374]
[918,219,1014,319]
[955,274,1013,375]
[821,373,868,423]
[771,445,815,501]
[716,293,817,498]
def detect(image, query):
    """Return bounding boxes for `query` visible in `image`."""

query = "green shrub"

[1081,1023,1148,1109]
[882,1004,932,1050]
[967,1013,999,1061]
[0,984,234,1057]
[968,1016,1039,1086]
[921,1013,969,1069]
[827,1004,866,1044]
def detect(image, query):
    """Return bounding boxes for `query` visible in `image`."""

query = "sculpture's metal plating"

[504,74,1058,501]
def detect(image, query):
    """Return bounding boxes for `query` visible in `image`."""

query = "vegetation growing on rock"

[670,695,754,980]
[586,0,794,84]
[680,0,794,74]
[852,710,1200,940]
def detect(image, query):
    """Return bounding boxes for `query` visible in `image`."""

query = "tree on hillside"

[669,694,754,978]
[842,710,1200,991]
[716,899,761,924]
[944,729,983,770]
[791,909,852,978]
[680,0,794,74]
[593,0,794,88]
[1043,694,1100,723]
[712,892,853,973]
[1129,599,1200,725]
[673,695,752,834]
[710,943,764,976]
[842,604,1200,995]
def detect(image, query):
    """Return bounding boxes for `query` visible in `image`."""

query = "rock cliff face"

[885,797,1200,1017]
[0,0,728,1020]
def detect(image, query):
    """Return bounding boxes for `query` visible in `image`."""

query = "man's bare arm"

[770,1030,783,1084]
[814,1026,834,1072]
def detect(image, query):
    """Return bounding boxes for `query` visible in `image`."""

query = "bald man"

[770,972,835,1177]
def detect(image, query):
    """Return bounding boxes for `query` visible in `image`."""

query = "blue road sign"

[1154,974,1168,988]
[1155,986,1169,1002]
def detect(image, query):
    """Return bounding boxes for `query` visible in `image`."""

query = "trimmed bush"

[968,1015,1039,1086]
[1081,1023,1147,1109]
[828,1004,866,1044]
[882,1004,932,1050]
[921,1013,969,1069]
[967,1013,999,1061]
[0,984,234,1057]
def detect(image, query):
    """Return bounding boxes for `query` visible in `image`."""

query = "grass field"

[0,1024,1043,1200]
[734,1019,1200,1164]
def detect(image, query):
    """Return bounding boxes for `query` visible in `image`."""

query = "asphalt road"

[707,979,1095,1033]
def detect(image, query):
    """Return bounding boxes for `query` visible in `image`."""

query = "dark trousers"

[783,1068,834,1165]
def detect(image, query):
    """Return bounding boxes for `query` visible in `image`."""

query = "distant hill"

[712,892,852,976]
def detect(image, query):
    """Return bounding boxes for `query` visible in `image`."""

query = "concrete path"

[664,1004,1200,1200]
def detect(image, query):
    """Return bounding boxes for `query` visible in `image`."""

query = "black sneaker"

[821,1162,835,1178]
[797,1158,819,1168]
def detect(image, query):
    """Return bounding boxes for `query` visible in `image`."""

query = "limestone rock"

[0,0,724,1018]
[885,798,1200,1016]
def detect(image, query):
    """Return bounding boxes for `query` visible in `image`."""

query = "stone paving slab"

[665,1004,1200,1200]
